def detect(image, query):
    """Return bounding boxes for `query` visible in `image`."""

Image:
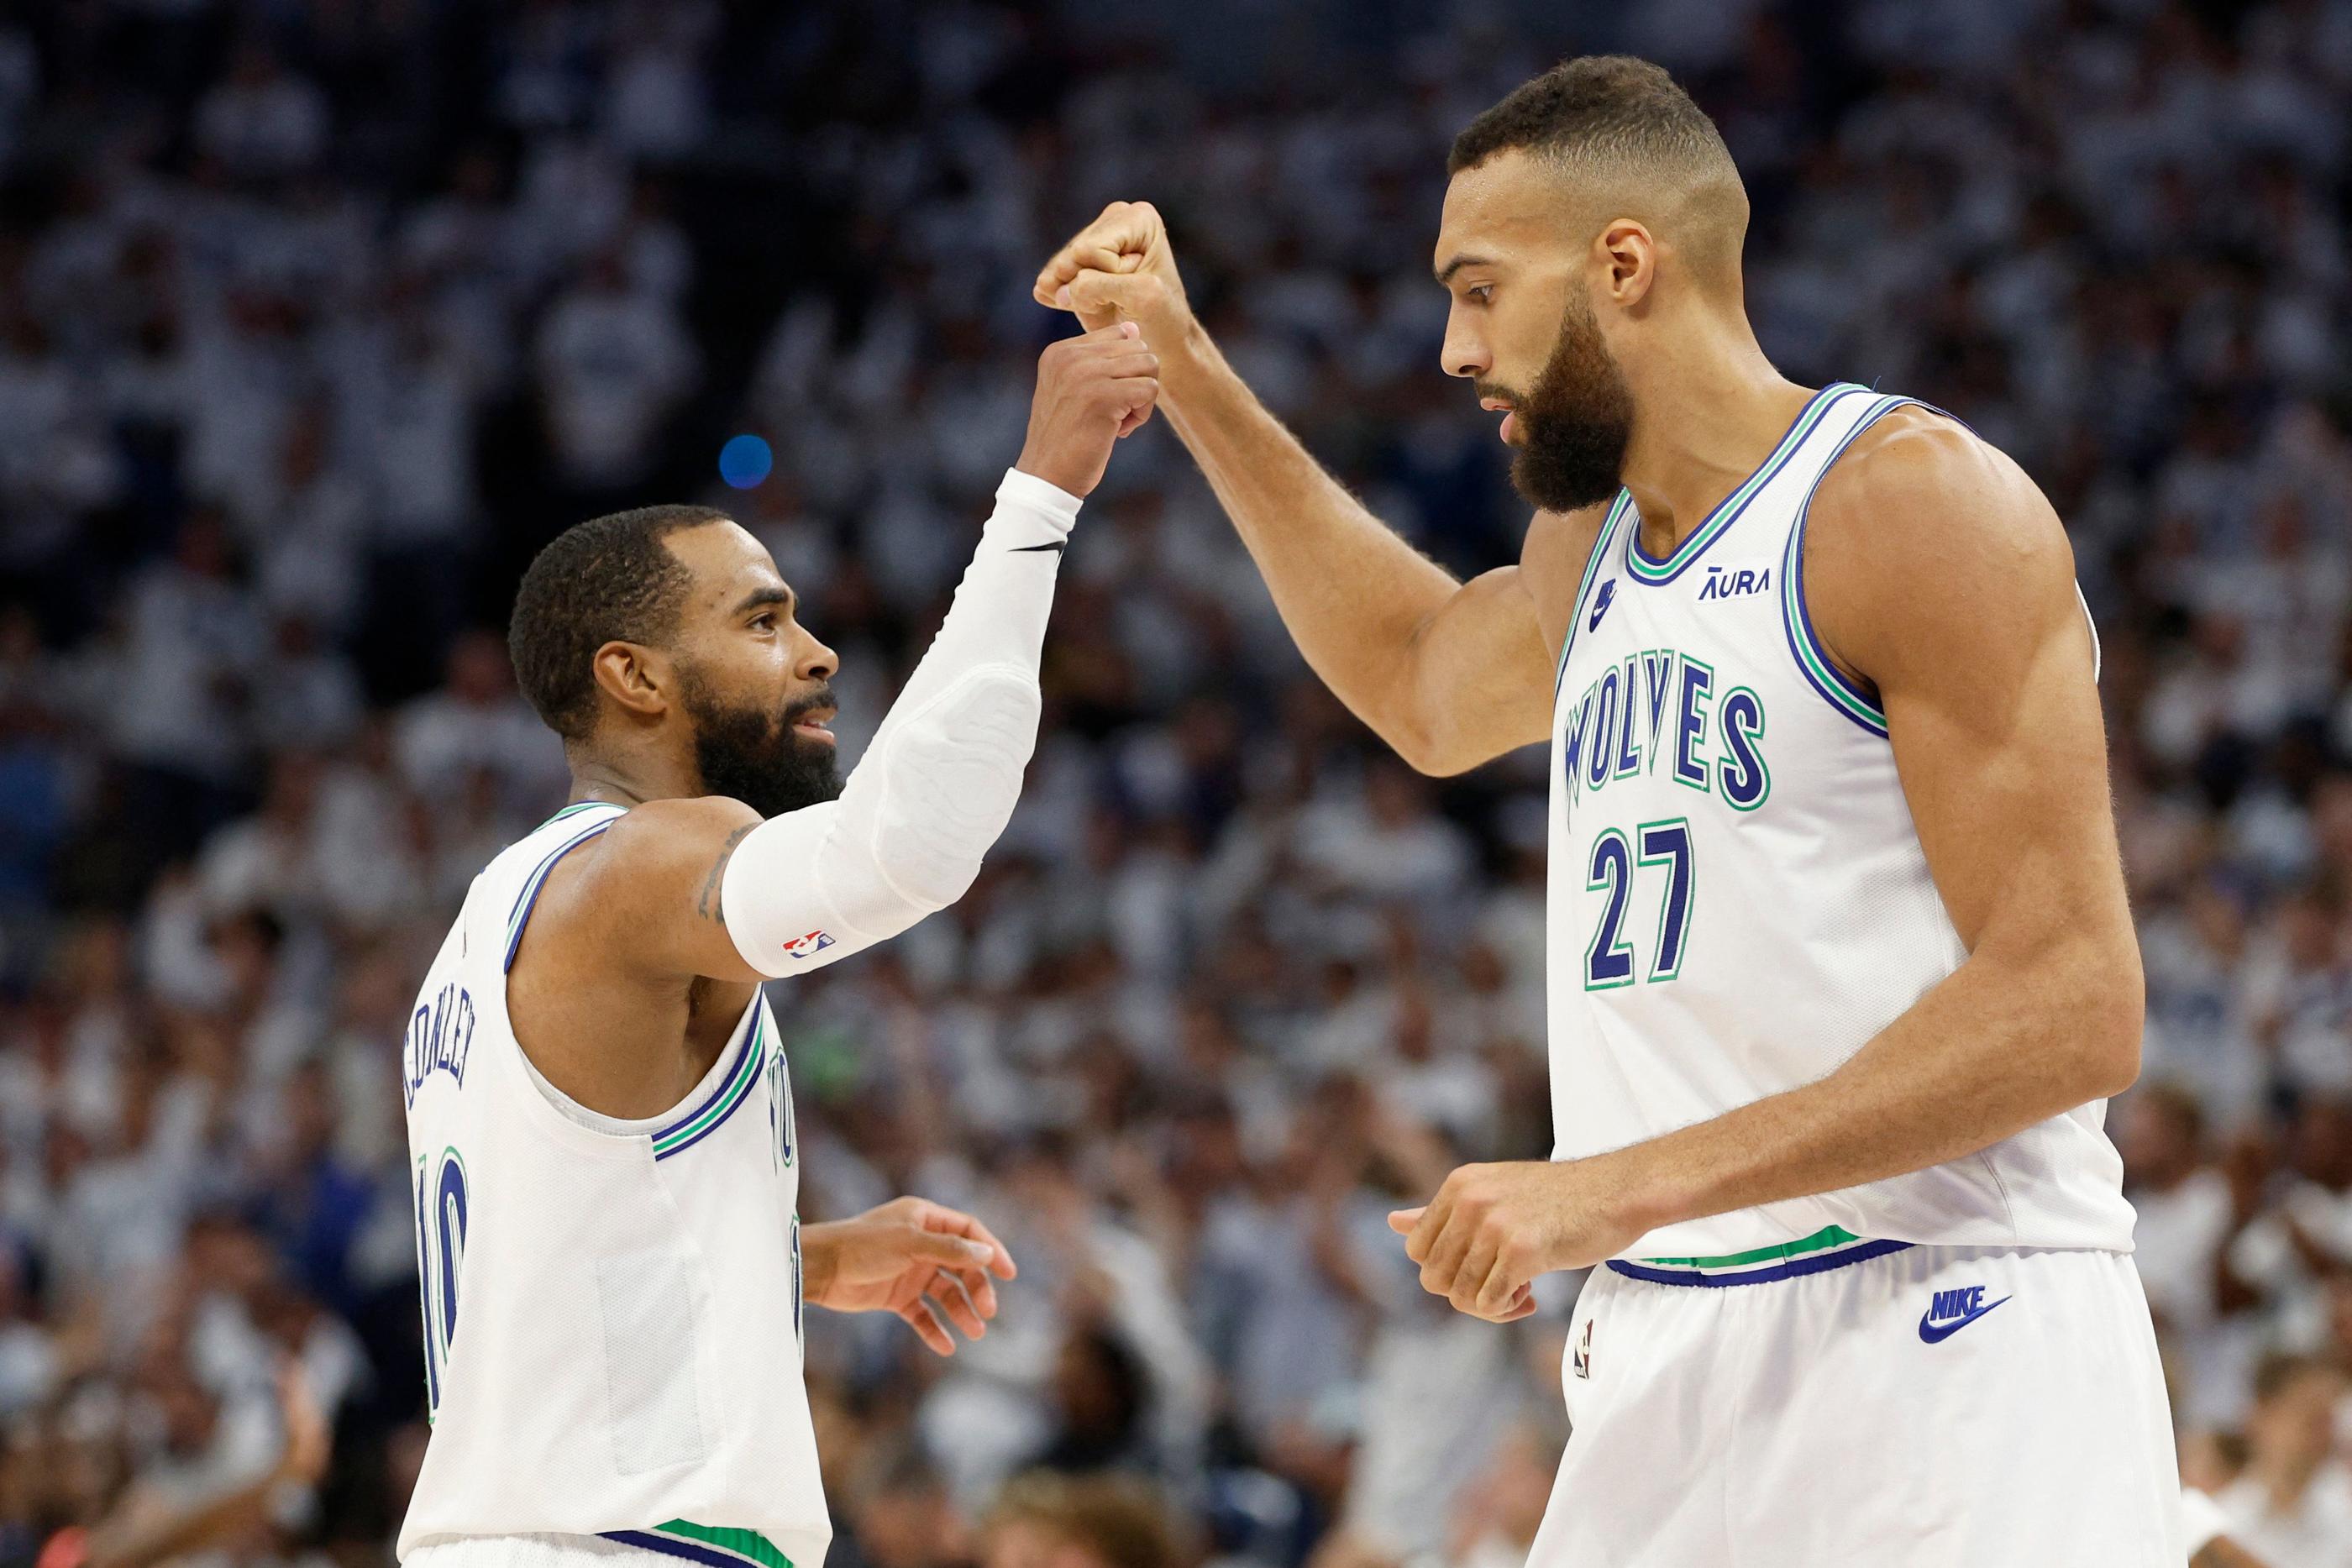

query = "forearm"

[864,467,1074,752]
[798,1220,844,1303]
[1158,325,1466,759]
[1606,943,2138,1237]
[717,469,1073,976]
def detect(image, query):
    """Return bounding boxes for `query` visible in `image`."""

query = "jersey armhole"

[1552,490,1635,698]
[501,815,622,973]
[1779,399,2097,737]
[1777,394,1910,740]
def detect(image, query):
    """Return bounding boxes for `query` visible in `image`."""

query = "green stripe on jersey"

[1552,490,1635,698]
[1641,1224,1863,1271]
[651,1013,767,1156]
[1776,398,1898,731]
[1625,385,1854,583]
[651,1521,795,1568]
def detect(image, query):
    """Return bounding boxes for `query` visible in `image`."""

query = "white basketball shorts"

[1530,1243,2184,1566]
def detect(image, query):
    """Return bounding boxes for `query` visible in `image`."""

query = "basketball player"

[1038,57,2181,1566]
[396,324,1161,1568]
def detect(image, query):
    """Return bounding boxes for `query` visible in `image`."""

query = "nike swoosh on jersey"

[1009,540,1066,553]
[1588,579,1617,630]
[1917,1293,2010,1343]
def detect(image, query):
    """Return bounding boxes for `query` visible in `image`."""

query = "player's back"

[399,801,825,1568]
[1545,385,2136,1276]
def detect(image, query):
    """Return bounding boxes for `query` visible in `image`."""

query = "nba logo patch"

[781,930,835,961]
[1572,1318,1593,1379]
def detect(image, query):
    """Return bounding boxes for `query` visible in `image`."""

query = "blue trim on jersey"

[501,819,619,972]
[1607,1237,1913,1287]
[601,1532,746,1568]
[651,1008,768,1160]
[1552,491,1635,699]
[1623,384,1869,585]
[505,809,625,926]
[1779,393,1910,739]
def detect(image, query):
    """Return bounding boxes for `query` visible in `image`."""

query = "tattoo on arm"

[696,823,758,922]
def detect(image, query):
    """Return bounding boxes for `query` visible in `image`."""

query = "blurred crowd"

[0,0,2346,1565]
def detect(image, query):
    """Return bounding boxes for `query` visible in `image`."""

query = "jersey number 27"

[1585,819,1695,989]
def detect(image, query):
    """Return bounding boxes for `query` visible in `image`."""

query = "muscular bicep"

[1809,420,2133,973]
[1401,564,1555,775]
[1398,506,1593,776]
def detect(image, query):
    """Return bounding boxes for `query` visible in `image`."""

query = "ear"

[589,640,673,721]
[1594,218,1656,309]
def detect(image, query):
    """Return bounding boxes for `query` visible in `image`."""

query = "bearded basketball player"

[395,325,1159,1568]
[1038,57,2181,1566]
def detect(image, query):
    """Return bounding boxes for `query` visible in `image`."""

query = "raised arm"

[1037,202,1577,775]
[552,327,1158,984]
[1396,410,2145,1318]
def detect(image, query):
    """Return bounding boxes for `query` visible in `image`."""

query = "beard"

[1486,291,1636,513]
[677,664,843,820]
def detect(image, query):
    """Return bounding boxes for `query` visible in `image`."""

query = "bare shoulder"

[1520,499,1617,659]
[1803,406,2080,688]
[535,794,763,957]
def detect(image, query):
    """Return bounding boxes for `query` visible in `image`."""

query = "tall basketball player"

[396,325,1160,1568]
[1039,58,2181,1566]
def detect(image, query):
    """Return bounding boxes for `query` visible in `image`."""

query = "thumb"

[1061,269,1164,327]
[1387,1206,1425,1235]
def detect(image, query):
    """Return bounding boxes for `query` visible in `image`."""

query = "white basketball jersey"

[1546,385,2136,1276]
[398,802,827,1568]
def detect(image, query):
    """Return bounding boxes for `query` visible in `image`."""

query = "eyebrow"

[734,584,795,618]
[1435,253,1498,286]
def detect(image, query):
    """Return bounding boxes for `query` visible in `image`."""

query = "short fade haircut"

[508,504,731,741]
[1449,56,1747,289]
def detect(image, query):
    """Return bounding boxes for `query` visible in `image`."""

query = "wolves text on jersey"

[1561,648,1770,813]
[405,982,476,1107]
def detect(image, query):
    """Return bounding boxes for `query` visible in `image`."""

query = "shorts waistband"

[1606,1226,1914,1287]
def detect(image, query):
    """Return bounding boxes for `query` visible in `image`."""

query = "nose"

[795,631,837,684]
[1441,312,1488,381]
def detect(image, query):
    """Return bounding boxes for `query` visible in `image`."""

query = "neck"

[567,746,699,810]
[1617,310,1810,550]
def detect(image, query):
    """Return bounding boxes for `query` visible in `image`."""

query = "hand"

[1387,1158,1647,1322]
[1032,200,1195,345]
[801,1196,1019,1356]
[1013,322,1162,498]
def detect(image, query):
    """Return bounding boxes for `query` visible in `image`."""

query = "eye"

[1467,285,1494,305]
[750,612,777,632]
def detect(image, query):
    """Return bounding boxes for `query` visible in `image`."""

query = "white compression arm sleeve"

[717,467,1077,978]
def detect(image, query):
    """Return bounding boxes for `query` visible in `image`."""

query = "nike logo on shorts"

[1918,1288,2010,1343]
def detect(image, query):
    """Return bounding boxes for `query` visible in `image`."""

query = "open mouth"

[791,706,837,744]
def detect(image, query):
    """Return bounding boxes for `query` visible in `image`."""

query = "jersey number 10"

[413,1146,469,1419]
[1585,819,1695,989]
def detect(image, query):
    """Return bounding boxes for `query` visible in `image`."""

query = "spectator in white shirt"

[2219,1355,2352,1568]
[533,249,698,492]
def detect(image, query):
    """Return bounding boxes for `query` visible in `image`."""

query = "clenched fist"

[1013,322,1161,498]
[1033,200,1195,345]
[1389,1157,1650,1322]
